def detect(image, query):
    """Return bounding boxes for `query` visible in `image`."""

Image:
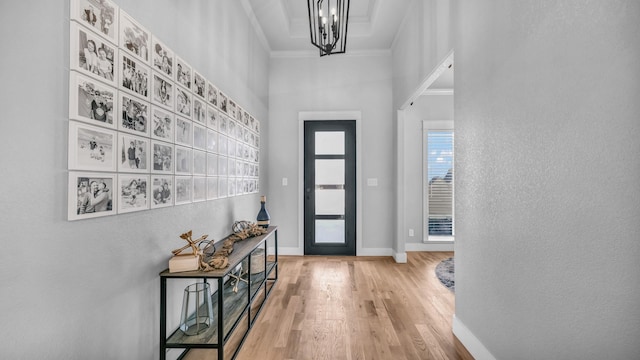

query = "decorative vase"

[179,282,214,336]
[256,195,270,228]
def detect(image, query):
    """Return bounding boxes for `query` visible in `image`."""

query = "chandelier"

[307,0,350,56]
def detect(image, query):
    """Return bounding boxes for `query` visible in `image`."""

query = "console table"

[159,226,278,360]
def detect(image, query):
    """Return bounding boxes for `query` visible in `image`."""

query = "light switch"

[282,177,288,186]
[367,178,378,186]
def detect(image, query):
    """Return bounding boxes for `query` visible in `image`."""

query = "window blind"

[426,130,454,236]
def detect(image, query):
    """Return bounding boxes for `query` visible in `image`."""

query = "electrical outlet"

[409,229,414,237]
[282,177,288,186]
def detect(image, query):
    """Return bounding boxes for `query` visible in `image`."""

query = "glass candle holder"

[179,282,214,336]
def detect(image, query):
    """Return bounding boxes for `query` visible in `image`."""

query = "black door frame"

[303,120,356,256]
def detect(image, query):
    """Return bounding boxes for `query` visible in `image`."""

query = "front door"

[304,120,356,255]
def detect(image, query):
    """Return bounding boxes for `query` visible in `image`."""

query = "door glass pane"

[315,159,344,185]
[315,220,345,243]
[315,190,344,215]
[315,131,344,155]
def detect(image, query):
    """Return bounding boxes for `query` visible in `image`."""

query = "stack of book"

[169,254,200,273]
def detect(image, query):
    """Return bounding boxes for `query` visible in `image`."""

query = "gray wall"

[268,54,394,253]
[0,1,269,359]
[453,1,640,359]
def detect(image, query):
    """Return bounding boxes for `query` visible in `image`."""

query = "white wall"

[268,54,394,254]
[403,96,453,247]
[0,1,269,359]
[453,1,640,359]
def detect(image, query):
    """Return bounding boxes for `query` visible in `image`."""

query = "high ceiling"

[245,0,413,54]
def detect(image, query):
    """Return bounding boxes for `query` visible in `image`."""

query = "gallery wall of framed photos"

[68,0,261,220]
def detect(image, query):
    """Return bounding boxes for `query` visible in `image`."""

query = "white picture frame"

[175,117,193,147]
[175,56,192,89]
[174,176,192,205]
[218,176,228,198]
[207,153,218,176]
[151,140,174,174]
[175,86,192,119]
[119,9,151,65]
[175,145,193,175]
[207,82,218,108]
[151,71,173,110]
[193,122,207,150]
[68,171,117,221]
[151,175,173,208]
[119,93,150,136]
[193,70,206,100]
[117,133,150,173]
[206,106,218,131]
[218,91,228,114]
[193,176,206,202]
[119,53,150,100]
[68,121,117,172]
[218,134,228,156]
[70,0,119,44]
[192,97,206,125]
[151,106,174,143]
[151,36,174,77]
[117,174,150,213]
[69,71,117,129]
[193,150,207,176]
[206,177,218,200]
[217,155,228,176]
[206,129,218,154]
[70,22,117,86]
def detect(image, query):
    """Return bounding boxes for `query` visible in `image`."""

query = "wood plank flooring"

[186,252,473,360]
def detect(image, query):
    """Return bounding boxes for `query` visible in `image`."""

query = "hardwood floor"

[186,252,473,360]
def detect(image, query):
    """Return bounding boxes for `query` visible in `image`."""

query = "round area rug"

[435,257,455,292]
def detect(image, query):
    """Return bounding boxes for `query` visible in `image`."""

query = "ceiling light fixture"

[307,0,350,56]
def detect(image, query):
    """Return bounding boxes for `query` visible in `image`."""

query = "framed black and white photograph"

[207,82,218,108]
[117,174,150,213]
[207,106,218,131]
[206,129,218,154]
[218,177,228,198]
[119,53,149,99]
[117,133,150,173]
[228,177,236,197]
[218,134,228,156]
[175,86,192,119]
[218,155,228,176]
[70,22,117,86]
[119,93,150,136]
[193,71,206,100]
[249,115,256,133]
[219,115,228,135]
[228,99,237,120]
[236,121,244,141]
[228,139,236,160]
[206,177,218,200]
[70,0,119,44]
[152,141,174,174]
[69,71,117,129]
[242,126,250,144]
[174,176,192,205]
[193,122,207,150]
[207,153,218,176]
[235,105,243,122]
[68,171,116,221]
[193,150,206,176]
[193,177,206,202]
[218,91,228,114]
[192,98,206,125]
[151,106,174,143]
[175,56,191,89]
[119,10,151,65]
[68,121,117,172]
[151,36,174,77]
[243,110,250,127]
[228,158,236,177]
[175,117,193,147]
[175,145,192,175]
[151,175,173,208]
[151,72,173,110]
[236,141,244,159]
[228,119,237,141]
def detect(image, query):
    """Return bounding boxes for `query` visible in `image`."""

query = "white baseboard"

[273,247,304,256]
[406,242,454,252]
[393,251,407,263]
[452,315,496,360]
[357,247,394,257]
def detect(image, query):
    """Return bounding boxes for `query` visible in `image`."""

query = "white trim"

[239,0,272,53]
[273,247,304,256]
[358,248,393,257]
[393,251,407,263]
[400,50,454,110]
[423,89,454,96]
[298,111,363,255]
[452,315,497,360]
[395,110,406,261]
[271,49,392,59]
[406,242,454,252]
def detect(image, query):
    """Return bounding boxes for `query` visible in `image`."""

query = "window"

[425,129,454,239]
